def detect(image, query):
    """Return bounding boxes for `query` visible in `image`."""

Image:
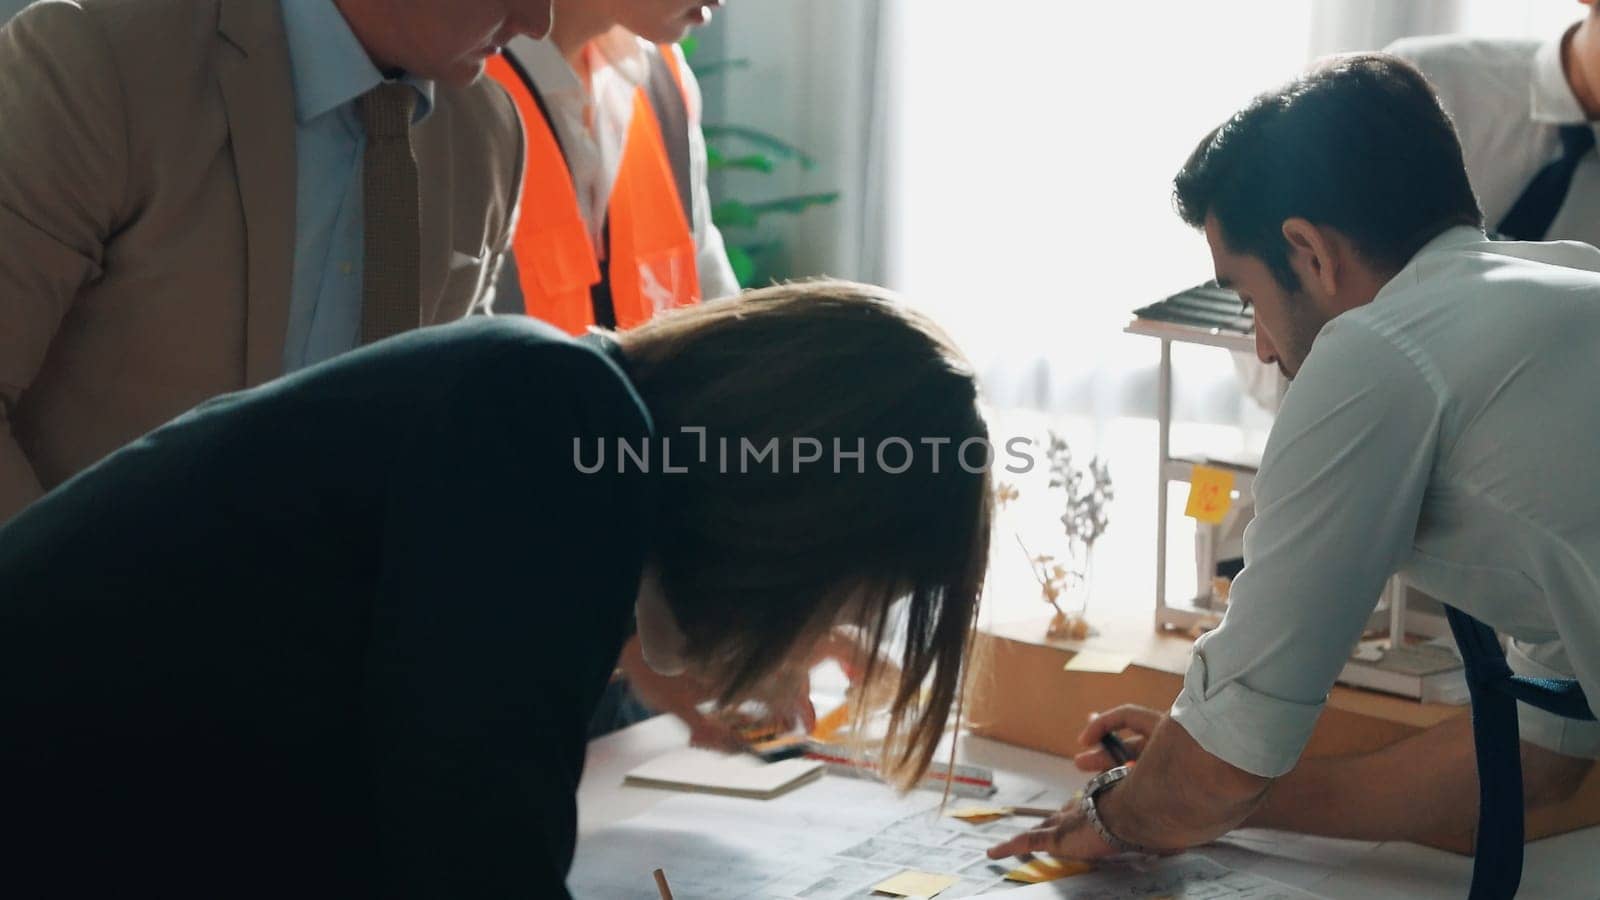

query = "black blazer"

[0,318,653,898]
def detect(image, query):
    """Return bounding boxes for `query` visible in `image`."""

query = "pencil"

[1009,806,1059,818]
[653,868,674,900]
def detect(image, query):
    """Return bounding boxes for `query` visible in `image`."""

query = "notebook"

[623,747,824,800]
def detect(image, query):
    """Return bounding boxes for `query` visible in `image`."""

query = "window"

[884,2,1315,419]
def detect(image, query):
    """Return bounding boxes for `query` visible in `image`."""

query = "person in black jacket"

[0,280,994,898]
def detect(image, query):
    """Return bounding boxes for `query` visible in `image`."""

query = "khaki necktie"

[358,83,421,344]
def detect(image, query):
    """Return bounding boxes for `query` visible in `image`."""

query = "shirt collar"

[591,27,652,88]
[506,27,653,99]
[1373,225,1489,304]
[279,0,434,126]
[1530,24,1587,125]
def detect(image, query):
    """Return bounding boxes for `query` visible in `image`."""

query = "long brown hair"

[614,280,992,786]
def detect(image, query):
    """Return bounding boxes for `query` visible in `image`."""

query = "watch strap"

[1079,765,1159,855]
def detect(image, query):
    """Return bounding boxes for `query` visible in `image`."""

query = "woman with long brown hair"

[0,280,992,898]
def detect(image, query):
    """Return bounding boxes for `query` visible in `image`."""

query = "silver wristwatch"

[1079,765,1158,855]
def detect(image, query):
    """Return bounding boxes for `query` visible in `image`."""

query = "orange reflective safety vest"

[487,47,700,334]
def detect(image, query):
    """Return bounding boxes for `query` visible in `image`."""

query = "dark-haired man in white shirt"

[991,54,1600,899]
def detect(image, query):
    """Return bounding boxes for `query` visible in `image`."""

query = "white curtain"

[880,1,1317,422]
[1308,0,1461,57]
[1311,0,1582,55]
[697,0,898,285]
[701,0,1584,421]
[1455,0,1588,43]
[877,0,1586,419]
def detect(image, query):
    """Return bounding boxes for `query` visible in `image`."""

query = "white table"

[577,715,1599,899]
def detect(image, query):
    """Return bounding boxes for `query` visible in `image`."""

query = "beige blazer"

[0,0,524,523]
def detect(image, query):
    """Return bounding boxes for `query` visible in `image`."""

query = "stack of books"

[1340,639,1468,704]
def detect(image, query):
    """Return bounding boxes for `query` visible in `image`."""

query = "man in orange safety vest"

[487,0,739,336]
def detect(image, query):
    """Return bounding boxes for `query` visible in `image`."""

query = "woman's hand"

[1074,704,1161,771]
[812,626,903,712]
[617,636,746,751]
[733,627,907,737]
[616,627,903,752]
[755,665,818,734]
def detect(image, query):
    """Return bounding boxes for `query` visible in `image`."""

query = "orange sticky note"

[809,702,852,742]
[1005,857,1092,884]
[872,870,959,897]
[1184,465,1236,525]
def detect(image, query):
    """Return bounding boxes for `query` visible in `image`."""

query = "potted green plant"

[682,37,840,288]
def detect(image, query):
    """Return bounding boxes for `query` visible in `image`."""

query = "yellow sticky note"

[1184,465,1236,525]
[1063,650,1132,675]
[872,870,959,897]
[1005,858,1092,884]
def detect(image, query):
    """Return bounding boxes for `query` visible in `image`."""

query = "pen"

[1013,733,1131,819]
[1100,730,1131,766]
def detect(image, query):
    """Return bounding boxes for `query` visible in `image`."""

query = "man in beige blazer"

[0,0,549,524]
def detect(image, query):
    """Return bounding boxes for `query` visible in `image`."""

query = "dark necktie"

[358,83,421,344]
[1496,124,1596,241]
[1444,606,1595,899]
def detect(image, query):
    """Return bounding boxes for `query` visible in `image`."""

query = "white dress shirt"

[1388,29,1600,247]
[504,31,740,301]
[1172,227,1600,777]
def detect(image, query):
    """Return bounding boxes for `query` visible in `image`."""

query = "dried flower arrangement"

[997,432,1113,641]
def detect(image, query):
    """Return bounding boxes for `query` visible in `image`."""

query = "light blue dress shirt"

[278,0,434,373]
[1170,228,1600,777]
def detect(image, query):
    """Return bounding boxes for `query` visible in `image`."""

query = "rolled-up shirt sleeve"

[1170,318,1445,777]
